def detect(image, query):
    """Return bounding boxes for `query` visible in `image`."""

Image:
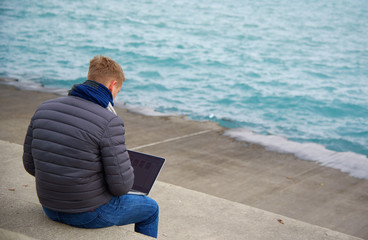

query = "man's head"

[87,55,125,99]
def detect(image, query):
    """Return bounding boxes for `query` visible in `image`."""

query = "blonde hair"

[87,55,125,87]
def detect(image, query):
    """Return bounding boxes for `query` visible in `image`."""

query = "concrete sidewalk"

[1,82,368,239]
[0,140,362,240]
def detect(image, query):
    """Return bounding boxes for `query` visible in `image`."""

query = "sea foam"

[224,128,368,180]
[118,103,172,117]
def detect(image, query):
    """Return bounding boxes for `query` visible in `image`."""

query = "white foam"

[121,104,173,117]
[0,77,68,95]
[224,128,368,180]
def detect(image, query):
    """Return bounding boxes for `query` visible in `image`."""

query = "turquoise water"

[1,0,368,176]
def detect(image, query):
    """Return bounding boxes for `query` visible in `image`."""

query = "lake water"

[1,0,368,179]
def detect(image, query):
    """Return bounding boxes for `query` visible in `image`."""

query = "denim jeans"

[42,194,159,238]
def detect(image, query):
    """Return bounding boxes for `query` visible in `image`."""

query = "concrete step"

[0,140,362,240]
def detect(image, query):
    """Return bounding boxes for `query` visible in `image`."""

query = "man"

[23,55,159,238]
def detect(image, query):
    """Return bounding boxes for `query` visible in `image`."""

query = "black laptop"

[128,150,165,195]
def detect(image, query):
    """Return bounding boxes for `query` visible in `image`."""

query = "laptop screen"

[128,150,165,195]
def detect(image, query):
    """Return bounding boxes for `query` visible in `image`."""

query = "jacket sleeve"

[100,116,134,196]
[23,121,35,176]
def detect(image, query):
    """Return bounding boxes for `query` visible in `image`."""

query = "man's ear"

[108,80,118,92]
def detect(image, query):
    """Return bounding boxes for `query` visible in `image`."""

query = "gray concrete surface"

[0,140,362,240]
[0,228,38,240]
[1,81,368,239]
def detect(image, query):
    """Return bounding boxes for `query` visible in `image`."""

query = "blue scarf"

[68,80,114,108]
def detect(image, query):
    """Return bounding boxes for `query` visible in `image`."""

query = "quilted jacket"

[23,96,134,213]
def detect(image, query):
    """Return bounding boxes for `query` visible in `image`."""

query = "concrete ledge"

[0,140,362,240]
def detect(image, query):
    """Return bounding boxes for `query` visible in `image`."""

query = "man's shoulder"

[41,96,99,110]
[39,96,122,121]
[42,95,87,104]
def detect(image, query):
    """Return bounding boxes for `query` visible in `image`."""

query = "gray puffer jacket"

[23,96,134,213]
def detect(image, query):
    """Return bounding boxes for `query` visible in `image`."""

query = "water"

[1,0,368,178]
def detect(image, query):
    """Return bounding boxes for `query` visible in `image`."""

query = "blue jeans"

[42,194,159,238]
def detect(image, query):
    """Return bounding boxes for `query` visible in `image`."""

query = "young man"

[23,55,159,238]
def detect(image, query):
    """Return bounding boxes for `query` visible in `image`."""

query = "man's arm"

[23,121,35,176]
[100,116,134,196]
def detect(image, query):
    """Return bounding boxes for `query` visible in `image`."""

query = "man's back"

[23,56,159,238]
[23,95,134,213]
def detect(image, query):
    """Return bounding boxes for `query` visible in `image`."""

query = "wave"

[0,77,68,95]
[224,128,368,180]
[121,104,173,117]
